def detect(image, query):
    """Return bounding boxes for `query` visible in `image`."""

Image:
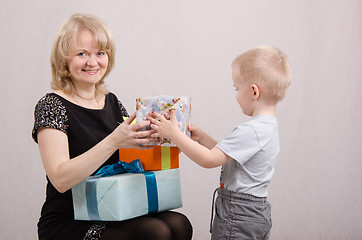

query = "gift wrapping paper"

[72,168,182,221]
[119,146,179,171]
[136,96,191,146]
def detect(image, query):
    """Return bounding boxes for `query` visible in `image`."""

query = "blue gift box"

[72,168,182,221]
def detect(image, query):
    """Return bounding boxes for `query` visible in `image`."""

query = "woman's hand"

[110,112,155,150]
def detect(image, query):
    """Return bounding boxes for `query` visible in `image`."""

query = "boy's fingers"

[170,110,177,123]
[188,123,196,131]
[151,112,163,120]
[148,116,157,124]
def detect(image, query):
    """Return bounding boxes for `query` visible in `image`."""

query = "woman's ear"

[251,84,260,100]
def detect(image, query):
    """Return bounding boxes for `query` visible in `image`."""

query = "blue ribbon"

[143,172,159,213]
[85,176,101,220]
[85,159,159,220]
[95,159,145,177]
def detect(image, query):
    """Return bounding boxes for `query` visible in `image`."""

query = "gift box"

[136,96,191,146]
[119,146,179,171]
[72,168,182,221]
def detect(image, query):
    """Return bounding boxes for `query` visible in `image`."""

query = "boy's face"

[232,67,255,116]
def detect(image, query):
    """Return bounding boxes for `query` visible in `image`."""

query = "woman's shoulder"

[105,91,118,101]
[106,92,129,117]
[34,92,67,118]
[32,93,68,143]
[35,92,65,109]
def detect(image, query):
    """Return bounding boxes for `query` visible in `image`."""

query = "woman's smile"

[82,69,99,75]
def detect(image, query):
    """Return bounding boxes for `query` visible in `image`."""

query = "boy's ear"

[251,84,260,100]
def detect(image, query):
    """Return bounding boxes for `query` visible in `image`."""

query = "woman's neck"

[54,89,104,110]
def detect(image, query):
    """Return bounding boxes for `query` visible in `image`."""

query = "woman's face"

[68,29,108,88]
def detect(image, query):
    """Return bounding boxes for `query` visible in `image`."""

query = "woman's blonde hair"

[232,46,291,102]
[50,13,115,95]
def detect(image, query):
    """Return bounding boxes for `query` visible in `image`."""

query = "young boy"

[148,45,291,240]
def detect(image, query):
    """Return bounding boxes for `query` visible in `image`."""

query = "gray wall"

[1,0,361,239]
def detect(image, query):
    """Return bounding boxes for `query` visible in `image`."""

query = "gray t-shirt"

[216,115,279,197]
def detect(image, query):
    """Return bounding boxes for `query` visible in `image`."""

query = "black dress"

[32,92,128,240]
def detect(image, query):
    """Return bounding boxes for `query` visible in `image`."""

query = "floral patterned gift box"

[136,96,191,146]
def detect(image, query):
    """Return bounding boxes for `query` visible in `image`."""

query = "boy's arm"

[149,112,232,168]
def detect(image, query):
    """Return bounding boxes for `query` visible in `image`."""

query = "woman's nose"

[87,56,97,67]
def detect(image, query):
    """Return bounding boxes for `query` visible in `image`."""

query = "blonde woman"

[32,14,192,240]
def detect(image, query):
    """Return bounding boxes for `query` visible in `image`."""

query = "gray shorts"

[211,188,272,240]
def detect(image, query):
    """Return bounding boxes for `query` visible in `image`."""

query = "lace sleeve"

[32,94,69,143]
[118,100,129,117]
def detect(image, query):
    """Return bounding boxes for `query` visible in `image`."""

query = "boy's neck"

[251,101,277,117]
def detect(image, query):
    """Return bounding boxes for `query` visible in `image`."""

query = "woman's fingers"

[122,112,151,130]
[123,111,178,146]
[123,112,136,125]
[135,128,156,138]
[135,137,155,146]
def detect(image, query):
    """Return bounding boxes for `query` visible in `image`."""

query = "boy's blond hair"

[50,13,115,95]
[232,46,291,102]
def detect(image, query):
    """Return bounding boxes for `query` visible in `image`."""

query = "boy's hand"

[188,123,218,150]
[188,124,202,142]
[148,111,180,140]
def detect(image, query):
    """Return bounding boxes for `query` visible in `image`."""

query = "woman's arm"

[37,113,153,193]
[149,112,232,169]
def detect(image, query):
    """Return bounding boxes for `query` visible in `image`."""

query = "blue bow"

[86,159,159,220]
[95,159,145,177]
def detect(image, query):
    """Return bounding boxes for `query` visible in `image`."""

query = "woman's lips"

[82,69,99,75]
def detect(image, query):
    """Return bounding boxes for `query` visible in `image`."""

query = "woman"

[32,13,192,240]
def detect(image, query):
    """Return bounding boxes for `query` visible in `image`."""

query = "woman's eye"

[77,52,86,57]
[97,51,105,56]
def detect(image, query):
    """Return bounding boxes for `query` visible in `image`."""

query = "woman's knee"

[156,211,193,239]
[102,217,173,240]
[140,218,173,240]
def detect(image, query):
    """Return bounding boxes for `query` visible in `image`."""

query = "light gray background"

[1,0,361,239]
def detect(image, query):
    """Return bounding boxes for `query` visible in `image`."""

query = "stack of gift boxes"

[72,96,191,221]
